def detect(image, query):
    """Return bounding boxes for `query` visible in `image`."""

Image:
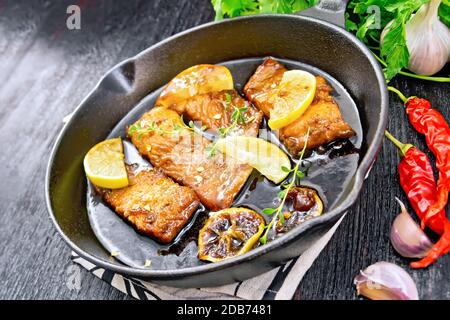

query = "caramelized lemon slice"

[83,138,129,189]
[268,70,316,130]
[215,136,291,184]
[155,64,234,108]
[276,187,324,234]
[198,208,265,263]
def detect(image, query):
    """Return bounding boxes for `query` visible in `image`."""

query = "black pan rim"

[45,13,388,280]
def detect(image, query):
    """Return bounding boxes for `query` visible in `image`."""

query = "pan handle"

[297,0,349,28]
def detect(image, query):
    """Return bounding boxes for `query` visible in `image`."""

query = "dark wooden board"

[0,0,448,300]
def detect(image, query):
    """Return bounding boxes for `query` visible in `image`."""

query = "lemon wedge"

[215,136,291,184]
[156,64,234,108]
[268,70,316,130]
[83,138,129,189]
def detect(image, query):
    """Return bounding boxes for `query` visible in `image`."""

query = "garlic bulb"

[381,0,450,76]
[390,197,433,258]
[354,262,419,300]
[405,0,450,75]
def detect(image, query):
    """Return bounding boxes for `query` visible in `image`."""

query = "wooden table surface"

[0,0,448,300]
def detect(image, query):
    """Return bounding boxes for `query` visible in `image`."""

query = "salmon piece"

[128,107,253,211]
[244,58,286,118]
[279,77,356,156]
[96,165,199,244]
[244,58,355,156]
[167,90,263,137]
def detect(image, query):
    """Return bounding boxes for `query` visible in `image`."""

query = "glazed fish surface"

[244,58,355,155]
[128,107,253,211]
[159,90,263,137]
[96,165,199,244]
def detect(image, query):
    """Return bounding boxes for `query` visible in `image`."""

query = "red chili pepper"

[388,86,450,268]
[385,131,445,235]
[411,220,450,268]
[404,97,450,268]
[405,97,450,226]
[388,87,450,227]
[386,131,450,267]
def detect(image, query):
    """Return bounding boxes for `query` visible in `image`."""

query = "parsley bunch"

[210,0,450,82]
[211,0,319,20]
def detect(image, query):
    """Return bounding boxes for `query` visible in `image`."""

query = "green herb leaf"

[205,144,217,158]
[345,12,358,32]
[262,208,276,215]
[217,127,227,137]
[128,124,138,134]
[296,171,305,179]
[356,13,376,42]
[439,0,450,28]
[211,0,319,21]
[384,0,428,13]
[281,165,291,173]
[128,122,157,140]
[380,16,409,81]
[278,211,285,224]
[224,92,232,104]
[259,235,267,245]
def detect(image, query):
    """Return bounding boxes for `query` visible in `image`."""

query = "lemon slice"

[198,208,265,263]
[156,64,234,108]
[268,70,316,130]
[83,138,129,189]
[215,136,291,184]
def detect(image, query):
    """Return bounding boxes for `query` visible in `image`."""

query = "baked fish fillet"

[96,165,199,244]
[162,90,263,137]
[244,58,355,156]
[128,107,253,211]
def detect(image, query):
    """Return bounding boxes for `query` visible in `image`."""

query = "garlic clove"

[406,0,450,75]
[354,262,419,300]
[390,197,433,258]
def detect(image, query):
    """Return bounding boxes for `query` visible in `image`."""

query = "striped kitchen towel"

[71,214,345,300]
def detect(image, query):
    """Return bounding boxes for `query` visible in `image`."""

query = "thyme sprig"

[206,93,249,157]
[128,116,206,140]
[129,93,252,158]
[218,105,249,137]
[259,128,310,245]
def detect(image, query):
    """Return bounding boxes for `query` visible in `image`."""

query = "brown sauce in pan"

[86,57,362,270]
